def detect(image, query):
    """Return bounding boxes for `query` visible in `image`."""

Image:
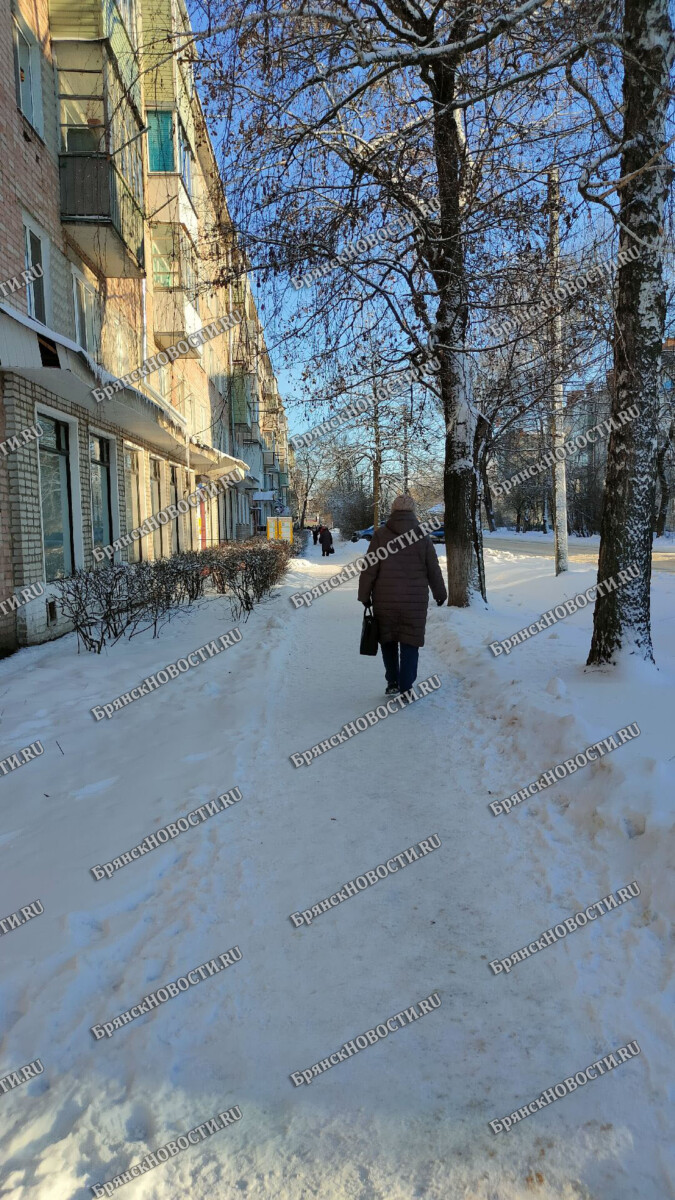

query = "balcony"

[232,372,252,433]
[147,174,198,245]
[152,290,201,357]
[60,155,144,277]
[242,419,262,444]
[263,387,281,414]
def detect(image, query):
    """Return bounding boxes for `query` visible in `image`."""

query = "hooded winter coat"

[319,527,333,550]
[357,511,447,647]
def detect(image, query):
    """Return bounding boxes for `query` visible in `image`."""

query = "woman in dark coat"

[357,495,446,695]
[319,526,333,557]
[312,524,320,545]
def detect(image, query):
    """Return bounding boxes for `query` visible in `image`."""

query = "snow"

[484,527,675,549]
[0,535,672,1199]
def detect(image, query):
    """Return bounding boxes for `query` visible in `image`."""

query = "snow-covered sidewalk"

[0,536,672,1200]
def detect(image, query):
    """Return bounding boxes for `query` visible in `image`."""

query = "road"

[485,534,675,574]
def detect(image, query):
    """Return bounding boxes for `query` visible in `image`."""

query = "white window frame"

[35,403,84,581]
[72,266,101,357]
[22,213,51,325]
[13,12,43,136]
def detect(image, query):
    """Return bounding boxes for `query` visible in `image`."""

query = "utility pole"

[548,165,568,575]
[403,385,411,492]
[372,387,381,528]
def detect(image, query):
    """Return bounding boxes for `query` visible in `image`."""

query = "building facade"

[0,0,290,654]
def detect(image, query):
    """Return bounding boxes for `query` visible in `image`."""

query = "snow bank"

[0,536,671,1199]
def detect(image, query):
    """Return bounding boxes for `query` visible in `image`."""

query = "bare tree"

[584,0,674,664]
[191,0,605,606]
[291,445,329,527]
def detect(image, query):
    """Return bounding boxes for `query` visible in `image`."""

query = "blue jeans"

[381,641,419,693]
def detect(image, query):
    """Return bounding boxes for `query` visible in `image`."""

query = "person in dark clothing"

[357,495,446,695]
[319,526,333,556]
[312,524,319,545]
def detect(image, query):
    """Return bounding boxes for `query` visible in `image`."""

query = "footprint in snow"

[72,778,118,800]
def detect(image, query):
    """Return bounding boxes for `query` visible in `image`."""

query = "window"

[124,448,142,561]
[73,271,100,355]
[151,225,199,308]
[178,120,192,197]
[147,110,174,172]
[150,458,162,559]
[169,465,180,553]
[24,223,46,323]
[39,417,74,582]
[151,226,179,289]
[55,42,104,152]
[13,17,42,134]
[90,436,113,555]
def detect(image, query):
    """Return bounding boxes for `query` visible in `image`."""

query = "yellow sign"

[267,517,293,543]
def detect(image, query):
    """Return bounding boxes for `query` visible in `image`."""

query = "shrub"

[54,539,293,651]
[54,564,140,653]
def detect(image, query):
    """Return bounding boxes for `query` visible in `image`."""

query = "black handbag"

[360,605,379,655]
[329,545,335,553]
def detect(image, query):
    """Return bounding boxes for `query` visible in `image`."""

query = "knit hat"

[391,494,416,512]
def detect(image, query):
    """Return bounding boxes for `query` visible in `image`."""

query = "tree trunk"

[481,460,496,532]
[587,0,673,665]
[430,63,482,607]
[548,167,569,575]
[655,418,674,536]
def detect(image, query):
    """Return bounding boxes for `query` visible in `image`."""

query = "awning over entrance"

[0,303,250,478]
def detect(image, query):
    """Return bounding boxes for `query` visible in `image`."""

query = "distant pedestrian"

[312,524,319,545]
[357,495,446,696]
[319,526,333,557]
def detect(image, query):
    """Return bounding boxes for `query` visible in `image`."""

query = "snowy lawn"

[0,536,672,1200]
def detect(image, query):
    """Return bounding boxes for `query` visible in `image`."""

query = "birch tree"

[582,0,674,663]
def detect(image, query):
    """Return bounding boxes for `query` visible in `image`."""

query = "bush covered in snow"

[209,539,292,621]
[54,539,292,651]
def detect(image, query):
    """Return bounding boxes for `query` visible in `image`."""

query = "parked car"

[350,525,374,542]
[429,526,445,544]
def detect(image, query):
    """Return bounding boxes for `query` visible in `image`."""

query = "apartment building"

[0,0,291,654]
